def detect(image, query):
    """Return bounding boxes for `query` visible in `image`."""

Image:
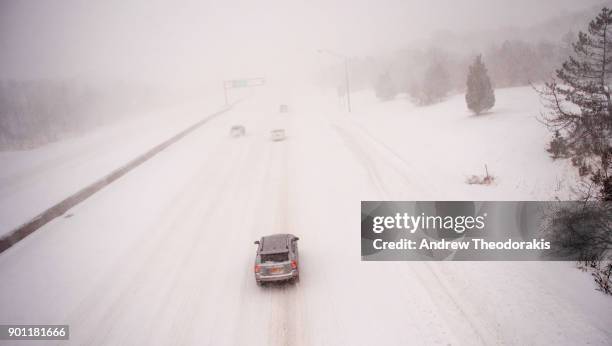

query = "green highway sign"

[232,80,248,88]
[224,77,265,89]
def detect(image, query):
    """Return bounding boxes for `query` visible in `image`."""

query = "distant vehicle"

[254,234,299,285]
[230,125,245,137]
[279,104,289,113]
[270,129,286,141]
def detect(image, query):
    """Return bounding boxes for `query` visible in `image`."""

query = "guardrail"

[0,105,234,254]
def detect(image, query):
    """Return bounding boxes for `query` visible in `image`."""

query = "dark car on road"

[230,125,245,137]
[254,234,299,285]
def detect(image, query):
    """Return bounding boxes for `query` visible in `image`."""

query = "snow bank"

[0,100,224,237]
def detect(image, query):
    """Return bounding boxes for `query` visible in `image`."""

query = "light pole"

[318,49,351,113]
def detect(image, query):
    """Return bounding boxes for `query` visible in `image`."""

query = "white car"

[270,129,286,141]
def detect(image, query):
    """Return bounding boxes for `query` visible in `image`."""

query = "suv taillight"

[255,264,260,273]
[291,260,297,269]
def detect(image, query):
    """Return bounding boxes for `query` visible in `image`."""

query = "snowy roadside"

[286,96,612,345]
[335,86,580,201]
[0,87,610,345]
[0,100,226,238]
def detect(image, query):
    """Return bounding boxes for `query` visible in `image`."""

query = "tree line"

[0,80,158,150]
[371,36,570,107]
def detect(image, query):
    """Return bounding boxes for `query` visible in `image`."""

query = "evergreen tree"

[547,130,568,159]
[465,54,495,115]
[419,61,450,105]
[538,7,612,201]
[374,72,397,101]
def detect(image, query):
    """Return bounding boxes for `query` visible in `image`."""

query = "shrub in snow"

[537,7,612,201]
[578,163,590,177]
[603,177,612,202]
[466,165,495,185]
[592,262,612,295]
[465,54,495,115]
[542,202,612,262]
[578,259,612,296]
[546,130,568,159]
[466,175,495,185]
[374,72,397,101]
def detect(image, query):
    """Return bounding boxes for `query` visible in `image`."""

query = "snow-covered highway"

[1,88,611,345]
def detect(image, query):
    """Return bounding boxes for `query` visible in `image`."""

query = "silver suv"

[254,234,299,285]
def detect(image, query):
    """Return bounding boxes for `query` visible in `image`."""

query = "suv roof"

[260,234,295,254]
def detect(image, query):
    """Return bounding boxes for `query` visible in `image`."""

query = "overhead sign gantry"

[223,77,266,105]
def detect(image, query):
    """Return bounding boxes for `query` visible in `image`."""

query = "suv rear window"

[261,253,288,263]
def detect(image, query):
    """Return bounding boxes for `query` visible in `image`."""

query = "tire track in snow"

[332,122,436,200]
[232,135,276,346]
[404,264,498,344]
[63,130,248,345]
[332,125,391,199]
[266,115,305,346]
[335,115,453,198]
[226,111,306,346]
[349,120,449,196]
[146,136,263,346]
[331,119,498,344]
[267,141,293,346]
[166,136,272,346]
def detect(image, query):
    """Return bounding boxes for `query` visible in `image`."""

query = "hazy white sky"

[0,0,605,86]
